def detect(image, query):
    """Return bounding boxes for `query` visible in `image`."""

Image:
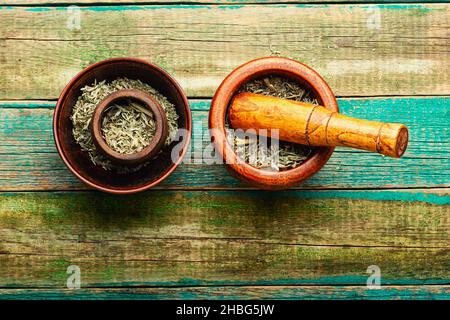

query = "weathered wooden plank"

[0,285,448,300]
[0,191,448,288]
[6,1,447,5]
[0,97,448,191]
[0,4,448,99]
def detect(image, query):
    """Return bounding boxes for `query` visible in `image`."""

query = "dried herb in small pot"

[71,77,179,172]
[101,100,156,155]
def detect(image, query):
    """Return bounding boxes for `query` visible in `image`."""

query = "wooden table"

[0,1,448,300]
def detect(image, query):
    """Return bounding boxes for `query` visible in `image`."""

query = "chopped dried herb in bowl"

[227,76,317,171]
[70,77,179,172]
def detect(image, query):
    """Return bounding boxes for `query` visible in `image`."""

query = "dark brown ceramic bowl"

[54,58,191,194]
[209,57,338,190]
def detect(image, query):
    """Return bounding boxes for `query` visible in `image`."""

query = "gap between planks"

[2,95,450,106]
[0,283,448,289]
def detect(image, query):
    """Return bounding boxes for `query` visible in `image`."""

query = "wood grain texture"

[0,191,448,288]
[6,0,447,4]
[0,4,448,99]
[1,1,448,300]
[0,286,448,300]
[0,97,448,191]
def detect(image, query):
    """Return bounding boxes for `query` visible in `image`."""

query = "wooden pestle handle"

[229,93,409,158]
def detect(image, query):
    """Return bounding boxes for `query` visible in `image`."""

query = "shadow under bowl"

[53,58,191,194]
[209,57,338,190]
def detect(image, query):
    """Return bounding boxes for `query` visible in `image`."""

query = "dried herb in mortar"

[71,78,179,172]
[227,76,317,171]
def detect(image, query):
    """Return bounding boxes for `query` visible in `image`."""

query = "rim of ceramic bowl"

[53,57,191,194]
[209,57,338,189]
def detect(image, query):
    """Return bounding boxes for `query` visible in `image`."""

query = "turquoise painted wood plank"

[0,97,448,191]
[3,3,447,11]
[2,3,447,11]
[0,285,448,300]
[5,0,448,5]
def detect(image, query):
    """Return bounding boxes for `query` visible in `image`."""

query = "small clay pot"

[91,89,169,166]
[54,58,191,194]
[209,57,338,190]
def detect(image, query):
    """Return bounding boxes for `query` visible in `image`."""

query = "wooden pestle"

[228,93,409,158]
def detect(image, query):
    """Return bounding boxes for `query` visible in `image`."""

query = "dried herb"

[239,76,319,105]
[227,76,317,171]
[101,101,156,155]
[71,78,179,172]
